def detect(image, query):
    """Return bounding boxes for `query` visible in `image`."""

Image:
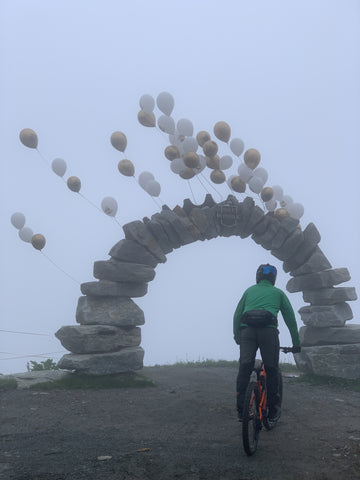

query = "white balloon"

[139,94,155,114]
[237,163,253,182]
[145,179,161,197]
[253,167,268,184]
[182,137,198,153]
[248,176,264,194]
[281,195,293,207]
[272,185,283,201]
[158,115,175,134]
[101,197,118,217]
[287,202,304,219]
[18,226,33,243]
[156,92,174,116]
[219,155,233,170]
[51,158,67,177]
[265,199,277,212]
[177,118,193,137]
[230,138,245,157]
[138,171,155,189]
[227,174,237,190]
[11,212,26,229]
[170,157,186,174]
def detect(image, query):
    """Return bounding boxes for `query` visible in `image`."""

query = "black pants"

[236,326,280,413]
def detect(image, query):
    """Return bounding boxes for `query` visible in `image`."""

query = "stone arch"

[56,194,359,379]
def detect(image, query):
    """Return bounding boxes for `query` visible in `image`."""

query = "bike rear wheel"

[242,381,261,456]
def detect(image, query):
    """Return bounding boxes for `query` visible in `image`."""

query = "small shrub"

[29,359,59,371]
[0,376,18,390]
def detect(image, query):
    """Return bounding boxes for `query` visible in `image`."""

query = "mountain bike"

[242,346,296,456]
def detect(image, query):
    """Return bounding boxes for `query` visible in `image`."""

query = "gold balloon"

[196,130,211,147]
[213,121,231,143]
[164,145,180,160]
[19,128,38,149]
[67,176,81,192]
[118,159,135,176]
[203,140,218,157]
[31,233,46,251]
[110,131,127,152]
[137,110,156,127]
[183,152,200,169]
[231,176,246,193]
[179,168,196,179]
[244,148,261,170]
[205,155,220,170]
[210,169,226,184]
[261,187,274,202]
[274,208,290,221]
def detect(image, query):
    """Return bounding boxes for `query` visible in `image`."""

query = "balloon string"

[78,192,102,213]
[36,148,53,171]
[195,173,212,195]
[40,251,80,285]
[187,180,198,205]
[113,217,123,228]
[199,172,223,201]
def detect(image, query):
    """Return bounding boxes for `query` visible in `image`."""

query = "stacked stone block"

[56,195,358,378]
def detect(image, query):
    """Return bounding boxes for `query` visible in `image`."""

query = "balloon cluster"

[135,91,304,221]
[111,123,161,202]
[10,212,46,251]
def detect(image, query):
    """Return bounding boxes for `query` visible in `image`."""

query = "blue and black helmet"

[256,264,277,285]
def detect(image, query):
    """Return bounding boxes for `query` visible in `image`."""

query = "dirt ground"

[1,365,360,480]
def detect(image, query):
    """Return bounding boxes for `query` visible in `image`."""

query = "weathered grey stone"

[81,280,148,297]
[109,239,158,268]
[251,215,271,236]
[252,216,281,249]
[76,296,145,326]
[298,303,353,327]
[197,206,220,239]
[303,287,357,305]
[299,325,360,347]
[239,205,265,239]
[188,207,212,240]
[269,217,299,251]
[57,346,145,375]
[182,194,216,215]
[172,205,202,241]
[295,344,360,379]
[55,325,141,353]
[144,217,174,254]
[123,220,167,263]
[235,197,256,238]
[271,228,304,261]
[286,268,351,293]
[93,259,156,283]
[161,206,200,244]
[283,223,321,272]
[152,209,196,246]
[290,246,332,276]
[216,196,244,238]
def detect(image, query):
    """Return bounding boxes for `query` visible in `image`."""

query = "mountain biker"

[233,264,301,422]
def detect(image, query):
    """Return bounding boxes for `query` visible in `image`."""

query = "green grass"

[29,372,157,390]
[295,373,360,392]
[0,377,18,390]
[153,358,299,373]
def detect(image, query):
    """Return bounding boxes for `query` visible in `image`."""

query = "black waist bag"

[241,309,278,327]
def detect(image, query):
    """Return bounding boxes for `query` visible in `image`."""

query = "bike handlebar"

[280,346,299,354]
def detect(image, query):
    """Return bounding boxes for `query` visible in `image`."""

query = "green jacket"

[233,279,300,347]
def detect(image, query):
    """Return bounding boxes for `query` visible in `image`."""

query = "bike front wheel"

[242,381,261,456]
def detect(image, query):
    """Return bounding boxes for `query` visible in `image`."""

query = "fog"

[1,0,359,374]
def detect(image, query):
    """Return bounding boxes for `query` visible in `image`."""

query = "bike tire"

[242,381,261,456]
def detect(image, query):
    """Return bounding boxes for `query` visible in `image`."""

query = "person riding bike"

[233,264,301,422]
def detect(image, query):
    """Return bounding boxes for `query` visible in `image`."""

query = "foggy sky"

[1,0,359,374]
